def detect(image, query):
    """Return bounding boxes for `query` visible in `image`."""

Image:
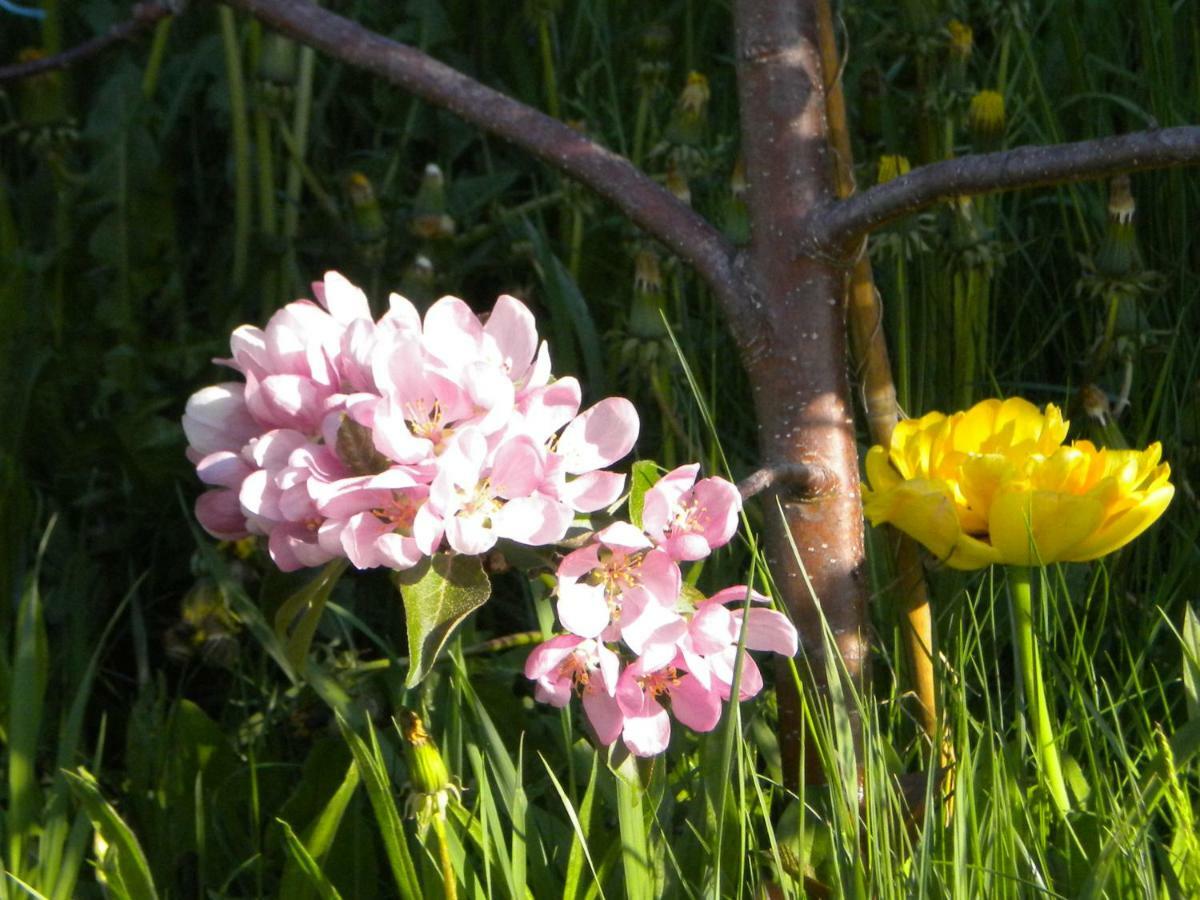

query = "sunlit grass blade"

[543,749,605,900]
[612,754,653,900]
[62,768,159,900]
[277,819,345,900]
[335,716,422,899]
[278,761,360,900]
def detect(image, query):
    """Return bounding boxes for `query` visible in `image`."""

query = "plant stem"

[219,7,252,292]
[431,813,457,900]
[1008,565,1071,816]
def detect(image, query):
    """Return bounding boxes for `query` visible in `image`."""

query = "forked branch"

[0,2,172,82]
[799,126,1200,256]
[212,0,752,336]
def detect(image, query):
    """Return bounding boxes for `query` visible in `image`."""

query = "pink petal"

[195,489,249,539]
[315,271,371,324]
[195,451,252,489]
[490,437,545,498]
[641,464,700,537]
[582,690,625,746]
[689,602,738,655]
[517,378,582,441]
[636,550,682,607]
[445,512,496,555]
[620,588,685,658]
[621,702,671,757]
[557,398,640,474]
[693,477,742,549]
[596,521,652,551]
[384,293,422,333]
[662,532,712,562]
[734,608,799,656]
[558,470,626,513]
[493,496,572,546]
[524,634,585,679]
[483,294,538,382]
[670,673,723,732]
[183,383,259,455]
[707,585,772,606]
[423,296,483,364]
[557,581,610,639]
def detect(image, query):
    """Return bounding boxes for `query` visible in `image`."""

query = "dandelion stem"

[1008,565,1071,816]
[431,813,457,900]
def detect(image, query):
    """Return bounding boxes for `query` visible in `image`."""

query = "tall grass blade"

[62,768,159,900]
[278,761,360,900]
[277,819,346,900]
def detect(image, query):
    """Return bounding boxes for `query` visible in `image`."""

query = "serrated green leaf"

[63,769,158,900]
[392,554,491,688]
[275,561,348,674]
[627,461,662,530]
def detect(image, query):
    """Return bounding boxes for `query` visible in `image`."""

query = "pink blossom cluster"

[183,272,639,571]
[525,466,798,757]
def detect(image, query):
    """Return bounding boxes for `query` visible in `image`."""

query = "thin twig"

[800,127,1200,256]
[737,462,836,501]
[212,0,755,343]
[0,2,173,83]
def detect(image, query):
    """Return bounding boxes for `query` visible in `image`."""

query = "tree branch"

[212,0,754,339]
[800,126,1200,257]
[0,2,172,83]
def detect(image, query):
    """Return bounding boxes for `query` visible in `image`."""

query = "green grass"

[2,0,1199,896]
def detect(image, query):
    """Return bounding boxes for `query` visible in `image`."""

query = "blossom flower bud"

[665,72,710,148]
[399,709,461,823]
[1095,175,1141,279]
[947,20,973,61]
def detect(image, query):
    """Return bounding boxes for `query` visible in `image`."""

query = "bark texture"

[733,0,869,780]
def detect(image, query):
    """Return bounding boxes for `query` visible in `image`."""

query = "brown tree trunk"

[733,0,869,782]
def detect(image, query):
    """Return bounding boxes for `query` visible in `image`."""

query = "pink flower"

[524,635,623,745]
[555,522,681,640]
[314,469,429,570]
[614,656,723,757]
[641,464,742,561]
[422,429,572,555]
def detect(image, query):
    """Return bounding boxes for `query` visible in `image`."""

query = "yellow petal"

[1066,483,1175,561]
[944,532,1002,570]
[988,487,1106,565]
[863,445,901,495]
[865,479,966,561]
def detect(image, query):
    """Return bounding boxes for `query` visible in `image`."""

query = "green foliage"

[392,553,491,688]
[1,0,1199,897]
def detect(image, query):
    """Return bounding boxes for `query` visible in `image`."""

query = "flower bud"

[630,246,668,340]
[665,72,710,148]
[399,709,461,824]
[344,171,388,264]
[968,90,1006,148]
[947,20,974,62]
[409,163,456,240]
[665,159,691,206]
[1094,175,1141,278]
[723,156,750,244]
[257,32,299,107]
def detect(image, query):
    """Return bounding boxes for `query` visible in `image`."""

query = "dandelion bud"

[14,48,76,153]
[1095,175,1141,278]
[639,22,673,57]
[257,32,298,106]
[968,90,1006,148]
[665,72,710,148]
[876,155,911,185]
[409,163,456,240]
[947,20,974,61]
[399,709,461,823]
[630,246,668,340]
[1079,384,1111,426]
[344,172,388,264]
[399,254,436,303]
[724,155,750,244]
[665,159,691,206]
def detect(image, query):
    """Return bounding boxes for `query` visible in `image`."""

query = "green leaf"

[278,760,360,899]
[7,568,48,879]
[392,554,491,688]
[275,561,348,674]
[336,718,422,900]
[627,461,662,530]
[62,769,158,900]
[1182,604,1200,722]
[277,819,346,900]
